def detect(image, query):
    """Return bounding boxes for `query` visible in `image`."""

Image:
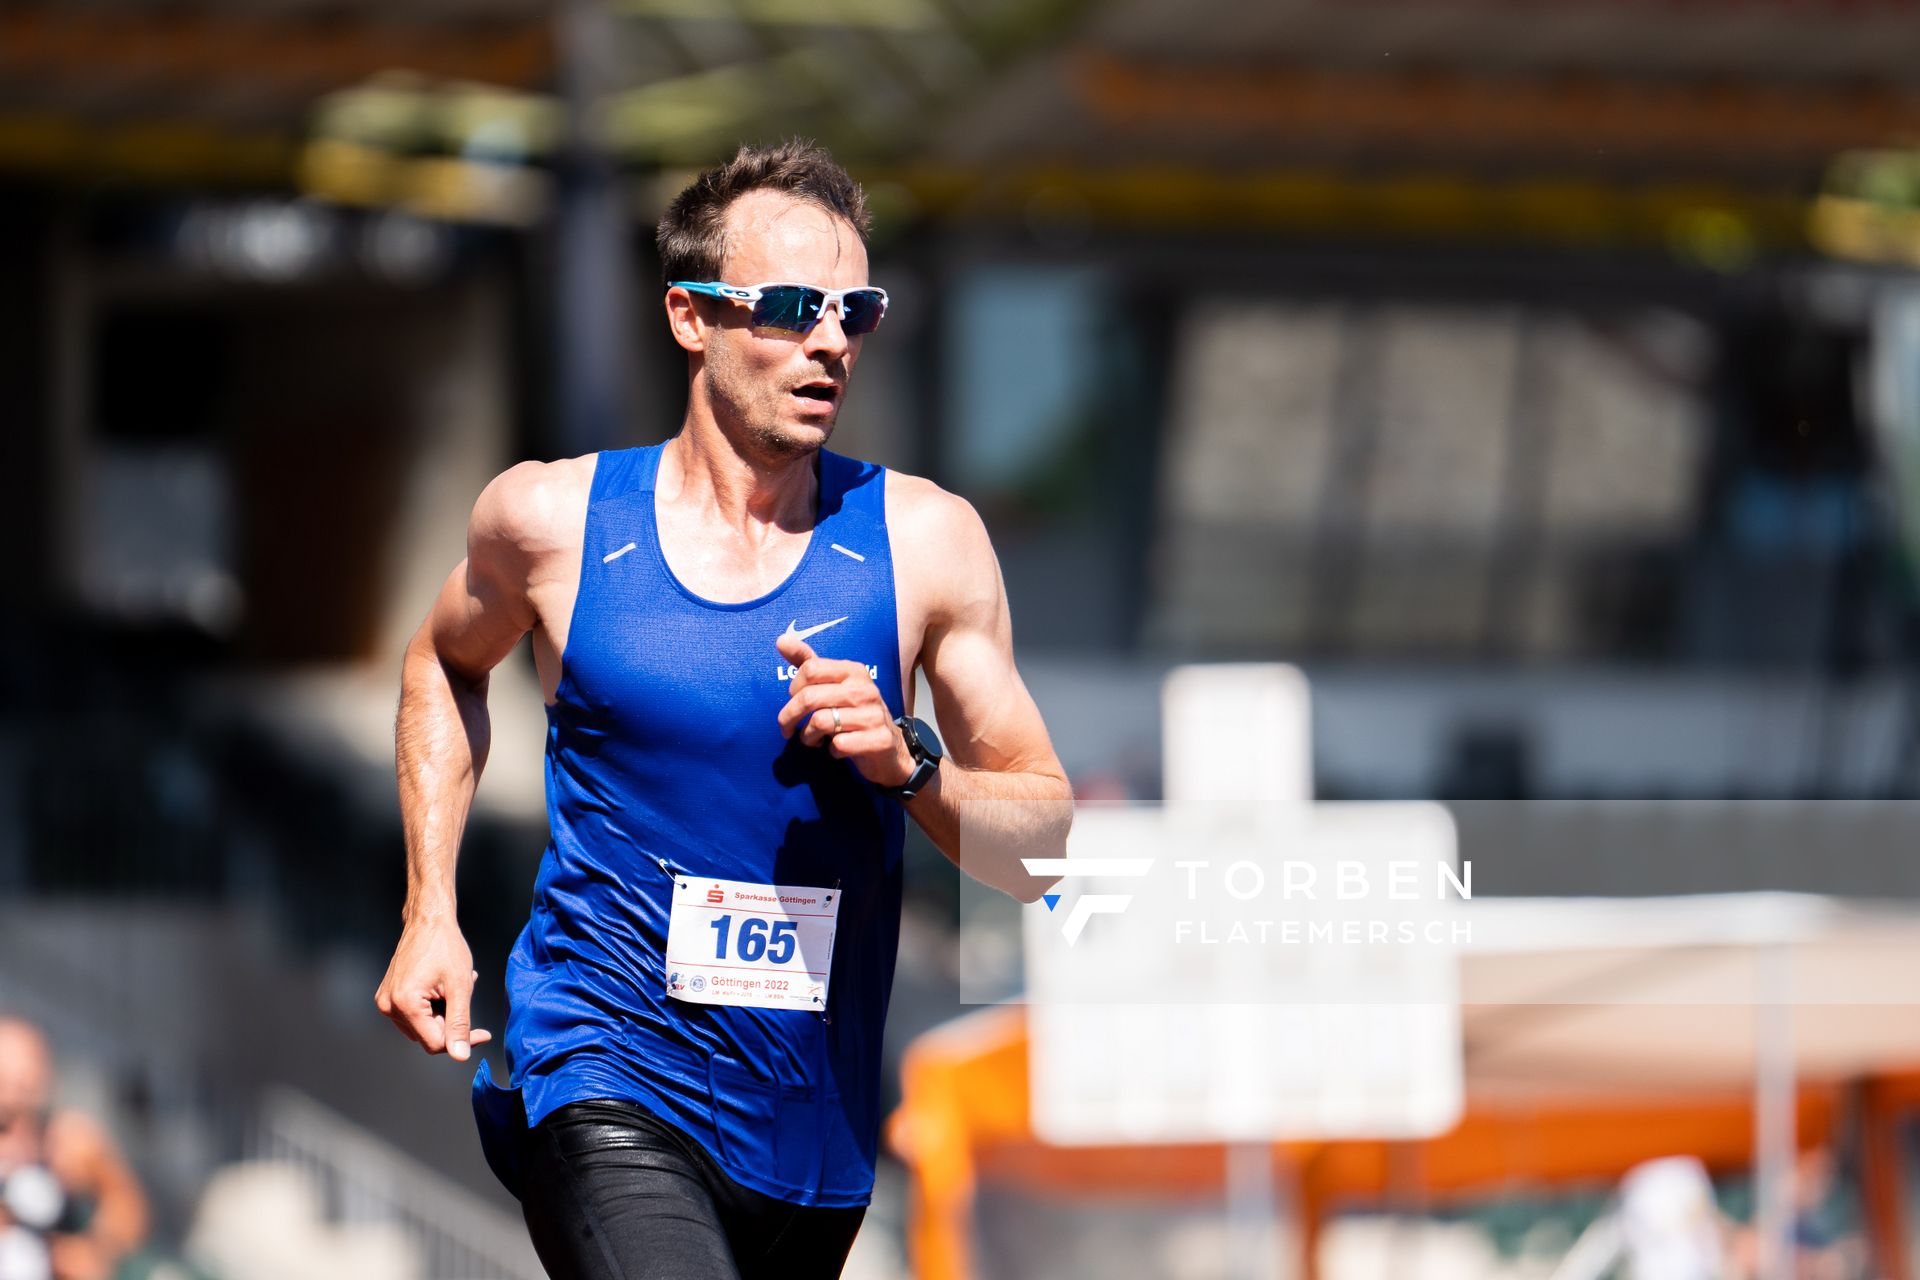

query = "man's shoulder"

[882,469,1000,614]
[473,454,598,555]
[882,468,987,547]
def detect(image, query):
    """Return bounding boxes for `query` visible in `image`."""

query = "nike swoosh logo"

[783,616,849,643]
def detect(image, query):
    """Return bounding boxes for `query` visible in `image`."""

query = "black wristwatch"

[885,715,943,801]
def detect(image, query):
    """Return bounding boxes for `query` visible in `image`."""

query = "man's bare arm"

[375,461,549,1062]
[778,478,1070,901]
[46,1111,147,1280]
[897,488,1071,901]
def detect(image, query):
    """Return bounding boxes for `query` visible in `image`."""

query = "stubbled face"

[684,189,869,463]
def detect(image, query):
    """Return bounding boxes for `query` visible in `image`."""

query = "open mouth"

[792,383,839,404]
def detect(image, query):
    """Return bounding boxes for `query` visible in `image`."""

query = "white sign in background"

[1022,665,1465,1146]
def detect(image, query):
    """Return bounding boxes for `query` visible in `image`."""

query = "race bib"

[664,875,839,1011]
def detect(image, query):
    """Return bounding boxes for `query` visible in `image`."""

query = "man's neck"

[661,416,819,536]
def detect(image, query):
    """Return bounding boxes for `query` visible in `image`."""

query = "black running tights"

[517,1098,866,1280]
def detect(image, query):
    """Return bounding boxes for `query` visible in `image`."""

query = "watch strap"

[893,755,939,801]
[886,715,941,801]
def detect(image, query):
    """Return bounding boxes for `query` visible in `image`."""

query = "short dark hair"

[656,138,871,287]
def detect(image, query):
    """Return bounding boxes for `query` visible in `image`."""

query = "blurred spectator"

[0,1019,147,1280]
[1729,1147,1867,1280]
[1553,1156,1733,1280]
[1784,1147,1867,1280]
[1618,1156,1730,1280]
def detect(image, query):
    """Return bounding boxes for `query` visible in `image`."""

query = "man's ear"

[664,287,707,353]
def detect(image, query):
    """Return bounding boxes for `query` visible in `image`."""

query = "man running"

[375,139,1072,1279]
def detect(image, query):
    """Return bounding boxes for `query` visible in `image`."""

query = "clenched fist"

[375,917,491,1062]
[775,631,913,789]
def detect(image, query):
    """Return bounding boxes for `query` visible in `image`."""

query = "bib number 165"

[664,876,839,1011]
[710,916,798,965]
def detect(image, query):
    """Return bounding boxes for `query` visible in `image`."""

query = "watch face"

[909,717,943,762]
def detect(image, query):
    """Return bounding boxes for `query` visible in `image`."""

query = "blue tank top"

[473,441,907,1208]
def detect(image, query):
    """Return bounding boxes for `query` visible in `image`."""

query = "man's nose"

[803,302,851,359]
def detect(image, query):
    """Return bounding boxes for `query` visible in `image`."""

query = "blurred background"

[8,0,1920,1276]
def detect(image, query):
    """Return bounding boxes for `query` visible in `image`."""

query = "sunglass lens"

[839,290,887,335]
[751,286,823,332]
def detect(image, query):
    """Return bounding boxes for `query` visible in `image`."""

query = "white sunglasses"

[671,281,890,335]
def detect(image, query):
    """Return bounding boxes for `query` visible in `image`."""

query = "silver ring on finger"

[830,706,844,734]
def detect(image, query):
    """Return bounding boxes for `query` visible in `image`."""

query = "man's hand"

[374,921,491,1062]
[776,632,914,788]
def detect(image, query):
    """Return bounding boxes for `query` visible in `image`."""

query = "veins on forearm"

[395,649,490,914]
